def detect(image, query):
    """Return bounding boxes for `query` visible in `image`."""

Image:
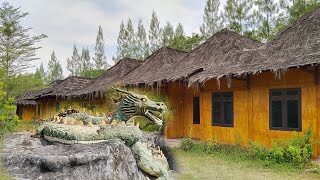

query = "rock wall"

[1,132,146,180]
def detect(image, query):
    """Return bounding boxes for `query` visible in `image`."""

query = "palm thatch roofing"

[177,7,320,86]
[167,28,263,85]
[40,76,93,98]
[121,47,187,85]
[230,6,320,76]
[71,58,141,97]
[15,89,48,105]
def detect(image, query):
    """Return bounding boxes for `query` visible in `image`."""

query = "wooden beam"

[314,66,318,85]
[232,76,246,81]
[246,75,251,90]
[301,65,314,74]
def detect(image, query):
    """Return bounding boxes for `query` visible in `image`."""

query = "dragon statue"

[37,88,169,179]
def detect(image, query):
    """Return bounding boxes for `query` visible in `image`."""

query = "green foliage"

[180,138,194,151]
[46,51,63,84]
[253,0,279,42]
[200,0,224,39]
[162,22,175,47]
[0,82,19,138]
[149,11,162,54]
[67,44,81,76]
[277,0,320,33]
[224,0,253,35]
[170,33,205,52]
[250,130,313,165]
[9,73,46,98]
[180,130,314,168]
[93,25,109,69]
[135,18,149,60]
[0,2,46,99]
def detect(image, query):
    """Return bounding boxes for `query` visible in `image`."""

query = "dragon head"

[112,87,167,126]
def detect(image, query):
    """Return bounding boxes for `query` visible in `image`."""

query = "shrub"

[0,83,19,138]
[250,130,313,166]
[180,138,194,151]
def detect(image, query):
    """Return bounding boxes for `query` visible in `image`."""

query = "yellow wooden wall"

[165,67,320,156]
[37,97,113,120]
[21,105,36,121]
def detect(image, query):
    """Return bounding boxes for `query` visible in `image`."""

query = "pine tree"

[278,0,320,28]
[34,62,46,85]
[67,44,81,76]
[254,0,279,41]
[162,22,175,47]
[38,63,46,78]
[115,21,127,62]
[170,33,204,52]
[200,0,224,39]
[0,2,47,99]
[125,18,137,59]
[93,25,109,69]
[149,11,162,53]
[80,47,91,76]
[174,23,185,38]
[136,18,149,60]
[47,51,63,84]
[224,0,253,35]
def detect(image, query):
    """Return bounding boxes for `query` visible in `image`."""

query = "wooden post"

[246,74,251,90]
[314,66,319,85]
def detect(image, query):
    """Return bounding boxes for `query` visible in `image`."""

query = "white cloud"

[5,0,207,76]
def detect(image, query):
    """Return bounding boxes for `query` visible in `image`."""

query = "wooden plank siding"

[21,105,36,121]
[165,66,320,157]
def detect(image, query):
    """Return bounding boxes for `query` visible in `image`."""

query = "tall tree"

[200,0,224,39]
[114,21,127,62]
[136,18,149,60]
[149,11,162,53]
[277,0,320,30]
[170,34,204,52]
[224,0,253,35]
[93,25,109,69]
[0,2,46,99]
[34,62,46,85]
[47,51,63,84]
[126,18,137,58]
[174,23,185,38]
[80,47,91,77]
[162,22,175,47]
[254,0,279,41]
[67,44,81,76]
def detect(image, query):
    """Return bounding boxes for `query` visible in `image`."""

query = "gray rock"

[1,132,146,180]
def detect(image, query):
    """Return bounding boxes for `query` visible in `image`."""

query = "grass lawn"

[171,148,320,180]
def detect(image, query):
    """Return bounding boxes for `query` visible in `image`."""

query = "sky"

[6,0,210,76]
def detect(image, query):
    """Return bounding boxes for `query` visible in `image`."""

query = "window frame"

[212,92,234,127]
[269,88,302,132]
[193,96,200,124]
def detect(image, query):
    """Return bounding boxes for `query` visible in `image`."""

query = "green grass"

[171,148,320,180]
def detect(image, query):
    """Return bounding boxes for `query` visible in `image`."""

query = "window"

[269,88,301,131]
[193,96,200,124]
[212,92,233,127]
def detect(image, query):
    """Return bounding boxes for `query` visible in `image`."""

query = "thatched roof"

[231,6,320,76]
[167,28,263,85]
[40,76,93,98]
[121,47,187,85]
[183,7,320,85]
[71,58,141,97]
[15,89,48,105]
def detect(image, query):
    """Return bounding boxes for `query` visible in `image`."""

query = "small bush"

[250,130,313,166]
[144,124,161,132]
[180,138,194,151]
